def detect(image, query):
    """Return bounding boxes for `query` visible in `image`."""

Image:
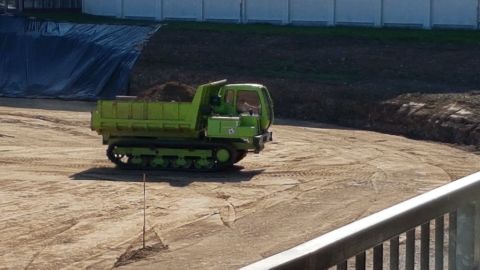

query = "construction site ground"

[1,98,479,269]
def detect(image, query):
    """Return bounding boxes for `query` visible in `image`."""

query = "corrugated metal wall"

[82,0,480,29]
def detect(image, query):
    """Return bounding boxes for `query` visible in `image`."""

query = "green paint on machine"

[91,80,274,171]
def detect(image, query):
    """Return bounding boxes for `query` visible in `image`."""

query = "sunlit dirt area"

[0,98,479,269]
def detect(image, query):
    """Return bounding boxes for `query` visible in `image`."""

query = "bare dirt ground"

[0,98,479,269]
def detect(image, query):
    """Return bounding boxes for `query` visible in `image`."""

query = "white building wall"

[162,0,202,20]
[123,0,156,19]
[82,0,479,29]
[204,0,240,22]
[84,0,117,17]
[289,0,334,25]
[383,0,430,27]
[244,0,288,24]
[335,0,381,26]
[431,0,478,28]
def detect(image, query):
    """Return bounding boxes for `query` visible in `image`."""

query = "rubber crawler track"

[106,139,241,172]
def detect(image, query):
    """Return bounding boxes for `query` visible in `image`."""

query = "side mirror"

[210,96,221,106]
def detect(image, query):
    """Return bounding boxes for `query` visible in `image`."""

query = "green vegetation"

[165,21,480,44]
[21,11,480,44]
[21,11,158,26]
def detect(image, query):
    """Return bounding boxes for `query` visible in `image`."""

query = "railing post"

[449,211,457,270]
[373,244,383,270]
[420,222,430,270]
[474,200,480,267]
[456,203,477,269]
[355,252,366,270]
[435,216,445,270]
[390,237,399,270]
[406,229,415,270]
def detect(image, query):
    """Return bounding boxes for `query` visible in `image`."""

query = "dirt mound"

[137,82,195,102]
[114,228,168,267]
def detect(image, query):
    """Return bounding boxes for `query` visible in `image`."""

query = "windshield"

[236,91,261,115]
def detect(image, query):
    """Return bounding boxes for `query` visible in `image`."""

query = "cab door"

[234,89,273,132]
[235,90,261,116]
[235,90,262,133]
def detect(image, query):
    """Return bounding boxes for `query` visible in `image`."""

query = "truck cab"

[207,83,274,153]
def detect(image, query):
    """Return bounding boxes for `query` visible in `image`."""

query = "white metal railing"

[242,171,480,270]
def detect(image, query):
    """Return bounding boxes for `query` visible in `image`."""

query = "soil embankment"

[371,92,480,146]
[130,24,480,149]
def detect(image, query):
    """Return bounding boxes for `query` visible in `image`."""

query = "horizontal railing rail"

[242,171,480,270]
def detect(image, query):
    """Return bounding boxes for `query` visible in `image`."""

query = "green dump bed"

[92,100,200,132]
[91,81,224,139]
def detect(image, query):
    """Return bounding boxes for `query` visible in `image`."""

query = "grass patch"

[21,11,158,26]
[18,12,480,44]
[165,21,480,44]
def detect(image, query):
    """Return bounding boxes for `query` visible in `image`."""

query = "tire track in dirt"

[24,219,79,269]
[1,112,90,127]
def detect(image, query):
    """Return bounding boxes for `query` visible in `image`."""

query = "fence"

[241,171,480,270]
[82,0,480,29]
[20,0,81,11]
[0,0,18,13]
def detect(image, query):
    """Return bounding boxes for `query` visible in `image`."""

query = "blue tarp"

[0,16,157,100]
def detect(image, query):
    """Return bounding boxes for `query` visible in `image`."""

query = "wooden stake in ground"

[143,173,146,249]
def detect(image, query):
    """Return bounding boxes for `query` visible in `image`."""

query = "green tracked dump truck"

[91,80,274,171]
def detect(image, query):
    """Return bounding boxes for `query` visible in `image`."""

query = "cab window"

[236,91,261,115]
[225,90,235,104]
